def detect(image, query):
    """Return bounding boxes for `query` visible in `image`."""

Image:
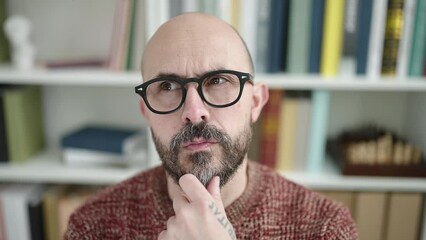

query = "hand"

[158,174,236,240]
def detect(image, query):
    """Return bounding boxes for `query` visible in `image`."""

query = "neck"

[166,159,248,207]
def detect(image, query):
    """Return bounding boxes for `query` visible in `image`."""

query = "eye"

[205,75,230,86]
[159,81,179,91]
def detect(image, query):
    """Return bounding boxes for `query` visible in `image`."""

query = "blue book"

[267,0,289,72]
[307,90,330,173]
[356,0,373,75]
[308,0,325,73]
[61,126,139,154]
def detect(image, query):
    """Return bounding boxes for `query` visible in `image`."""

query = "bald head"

[141,13,254,81]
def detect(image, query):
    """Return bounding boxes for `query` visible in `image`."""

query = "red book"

[259,90,284,168]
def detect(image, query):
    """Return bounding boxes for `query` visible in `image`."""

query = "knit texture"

[65,161,358,239]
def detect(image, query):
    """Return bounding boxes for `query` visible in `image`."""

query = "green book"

[286,0,312,73]
[0,0,10,63]
[3,86,44,163]
[408,0,426,77]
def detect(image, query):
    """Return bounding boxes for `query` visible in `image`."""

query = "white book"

[367,0,388,79]
[239,0,258,67]
[294,97,312,171]
[396,0,417,78]
[217,0,232,24]
[131,0,146,70]
[182,0,200,13]
[0,184,44,240]
[145,0,170,42]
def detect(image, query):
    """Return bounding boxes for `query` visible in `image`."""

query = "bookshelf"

[0,67,426,190]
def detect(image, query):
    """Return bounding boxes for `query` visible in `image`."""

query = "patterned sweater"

[65,162,358,239]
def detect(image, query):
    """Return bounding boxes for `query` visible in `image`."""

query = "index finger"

[178,174,211,203]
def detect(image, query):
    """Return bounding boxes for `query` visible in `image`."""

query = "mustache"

[169,122,232,152]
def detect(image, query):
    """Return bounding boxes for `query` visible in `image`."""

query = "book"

[408,0,426,77]
[0,0,10,63]
[286,0,312,73]
[322,191,355,214]
[169,0,183,18]
[385,193,423,240]
[2,86,44,164]
[294,92,312,171]
[248,118,262,163]
[367,0,388,78]
[340,0,359,76]
[267,0,289,72]
[131,0,147,70]
[255,0,272,73]
[0,184,8,240]
[320,0,345,76]
[238,0,258,66]
[182,0,199,13]
[43,185,69,240]
[259,90,283,168]
[354,192,387,240]
[355,0,373,75]
[276,93,298,171]
[0,184,45,240]
[309,0,325,73]
[397,0,417,78]
[381,0,404,76]
[200,0,218,16]
[307,90,330,172]
[145,0,170,42]
[28,185,47,240]
[218,0,232,23]
[230,0,241,30]
[0,90,8,163]
[61,125,146,166]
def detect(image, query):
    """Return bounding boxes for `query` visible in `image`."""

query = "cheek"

[149,115,181,144]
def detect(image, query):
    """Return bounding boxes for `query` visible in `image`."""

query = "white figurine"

[3,15,36,70]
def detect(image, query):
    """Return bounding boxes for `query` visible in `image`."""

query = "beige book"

[385,193,423,240]
[322,191,355,215]
[276,97,297,171]
[354,192,387,240]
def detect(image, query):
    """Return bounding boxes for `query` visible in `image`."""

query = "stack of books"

[61,125,147,168]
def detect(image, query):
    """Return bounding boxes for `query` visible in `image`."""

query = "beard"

[152,121,252,188]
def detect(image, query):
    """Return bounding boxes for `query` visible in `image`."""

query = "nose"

[181,85,210,124]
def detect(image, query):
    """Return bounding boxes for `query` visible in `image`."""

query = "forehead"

[142,21,251,80]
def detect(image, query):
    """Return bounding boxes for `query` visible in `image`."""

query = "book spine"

[255,0,271,73]
[340,0,359,76]
[408,0,426,77]
[259,90,283,168]
[354,192,387,240]
[0,0,10,63]
[355,0,373,75]
[276,95,297,171]
[367,0,388,78]
[287,0,312,73]
[308,0,325,73]
[0,91,8,163]
[320,0,345,76]
[307,90,330,173]
[381,0,404,76]
[239,0,258,66]
[385,193,423,240]
[396,0,417,78]
[267,0,289,73]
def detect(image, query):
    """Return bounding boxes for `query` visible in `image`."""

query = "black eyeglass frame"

[135,70,254,114]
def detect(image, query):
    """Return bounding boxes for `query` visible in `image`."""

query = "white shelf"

[1,66,426,91]
[283,160,426,192]
[0,151,143,185]
[2,151,426,191]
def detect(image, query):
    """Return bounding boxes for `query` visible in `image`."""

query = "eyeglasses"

[135,70,253,114]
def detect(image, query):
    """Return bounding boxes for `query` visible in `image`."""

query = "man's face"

[141,15,262,187]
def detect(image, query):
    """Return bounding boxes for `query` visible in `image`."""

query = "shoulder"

[64,166,168,239]
[245,162,358,239]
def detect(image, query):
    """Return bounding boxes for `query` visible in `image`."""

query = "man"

[65,13,358,239]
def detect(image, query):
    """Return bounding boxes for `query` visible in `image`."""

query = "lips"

[182,138,217,151]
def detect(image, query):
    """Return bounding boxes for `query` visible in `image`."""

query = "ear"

[251,83,269,123]
[139,100,151,125]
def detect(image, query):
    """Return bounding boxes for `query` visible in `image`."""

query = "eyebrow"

[153,67,228,80]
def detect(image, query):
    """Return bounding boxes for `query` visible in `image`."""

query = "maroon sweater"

[65,162,358,239]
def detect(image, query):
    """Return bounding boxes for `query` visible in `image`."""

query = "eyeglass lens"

[145,72,242,112]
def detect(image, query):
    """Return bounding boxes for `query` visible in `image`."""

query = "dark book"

[308,0,325,73]
[61,125,139,154]
[0,90,8,163]
[267,0,290,72]
[28,187,46,240]
[356,0,373,74]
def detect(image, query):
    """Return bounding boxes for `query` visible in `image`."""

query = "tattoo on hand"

[209,202,236,240]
